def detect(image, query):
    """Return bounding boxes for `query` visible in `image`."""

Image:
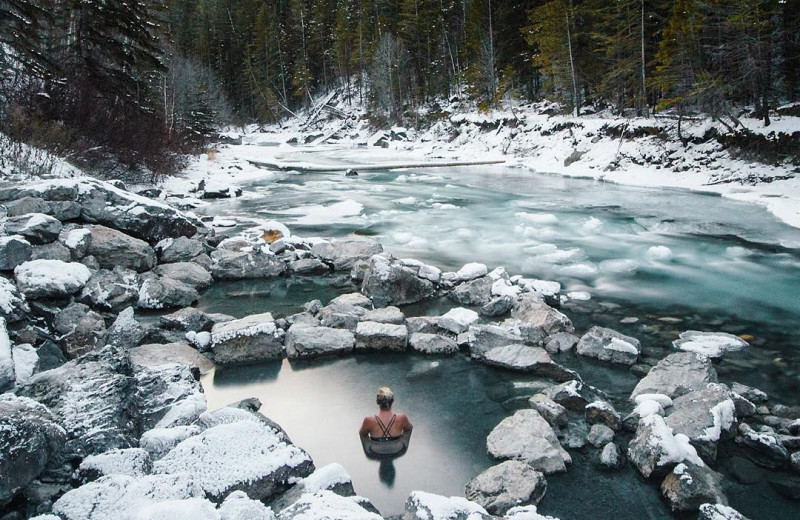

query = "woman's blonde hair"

[376,386,394,409]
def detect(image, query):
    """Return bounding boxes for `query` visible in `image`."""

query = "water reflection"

[378,458,396,488]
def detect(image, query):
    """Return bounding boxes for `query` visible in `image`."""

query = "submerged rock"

[210,313,285,365]
[660,462,728,513]
[631,352,717,400]
[487,409,571,474]
[465,460,547,515]
[576,326,641,365]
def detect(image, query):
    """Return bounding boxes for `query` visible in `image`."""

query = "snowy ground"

[170,97,800,230]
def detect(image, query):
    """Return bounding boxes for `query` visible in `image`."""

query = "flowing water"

[198,144,800,517]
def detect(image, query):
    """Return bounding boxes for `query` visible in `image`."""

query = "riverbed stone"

[528,394,568,428]
[734,422,790,469]
[130,342,215,375]
[310,237,383,271]
[4,213,62,244]
[361,255,435,307]
[599,442,623,469]
[511,295,574,344]
[86,225,156,272]
[211,249,287,280]
[290,257,330,275]
[0,395,67,509]
[78,267,139,312]
[482,344,577,382]
[138,275,199,310]
[487,409,571,474]
[0,235,32,270]
[661,462,728,513]
[438,307,479,334]
[464,460,547,515]
[360,306,405,324]
[319,303,366,330]
[285,324,355,358]
[355,321,408,351]
[450,276,494,306]
[698,504,751,520]
[576,326,640,365]
[209,313,284,365]
[153,262,213,291]
[409,333,459,355]
[52,302,107,358]
[631,352,718,400]
[628,414,703,478]
[467,324,525,359]
[665,384,736,462]
[155,236,206,264]
[588,424,615,447]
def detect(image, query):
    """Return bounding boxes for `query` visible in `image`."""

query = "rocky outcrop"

[465,460,547,515]
[631,352,717,400]
[0,395,67,508]
[487,409,571,474]
[575,326,641,365]
[285,324,356,358]
[210,313,285,365]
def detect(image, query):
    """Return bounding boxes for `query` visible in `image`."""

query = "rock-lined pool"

[198,144,800,517]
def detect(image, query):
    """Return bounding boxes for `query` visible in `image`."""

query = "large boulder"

[467,324,525,360]
[130,342,215,375]
[4,213,62,244]
[285,325,355,358]
[52,302,107,358]
[153,417,314,502]
[134,363,207,431]
[449,277,494,306]
[511,295,573,343]
[270,462,358,512]
[660,462,728,513]
[575,326,641,365]
[361,255,435,307]
[355,321,408,351]
[631,352,717,400]
[138,276,199,310]
[665,384,736,462]
[464,460,547,515]
[79,267,139,311]
[78,448,153,481]
[86,225,156,272]
[211,249,287,280]
[627,414,704,478]
[0,235,33,270]
[482,344,576,382]
[278,490,381,520]
[311,237,383,271]
[154,262,213,291]
[404,491,492,520]
[155,236,206,264]
[210,313,285,365]
[0,395,66,508]
[318,303,366,330]
[0,179,203,244]
[486,409,571,474]
[14,259,91,300]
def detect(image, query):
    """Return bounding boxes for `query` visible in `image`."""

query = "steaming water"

[199,144,800,517]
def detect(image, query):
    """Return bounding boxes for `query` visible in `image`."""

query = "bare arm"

[400,414,413,432]
[359,417,372,438]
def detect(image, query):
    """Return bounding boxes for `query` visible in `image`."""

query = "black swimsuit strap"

[375,414,397,437]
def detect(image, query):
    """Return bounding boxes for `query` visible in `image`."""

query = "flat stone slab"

[130,342,215,375]
[631,352,718,400]
[285,325,355,358]
[355,321,408,351]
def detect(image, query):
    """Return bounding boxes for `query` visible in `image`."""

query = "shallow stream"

[198,144,800,517]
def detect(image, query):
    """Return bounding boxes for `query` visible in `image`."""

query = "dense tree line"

[1,1,798,175]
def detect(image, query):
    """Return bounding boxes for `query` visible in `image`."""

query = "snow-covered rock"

[78,448,153,481]
[130,342,215,375]
[0,235,33,270]
[480,295,515,317]
[545,380,606,412]
[510,295,573,343]
[585,400,621,431]
[4,213,62,244]
[277,490,380,520]
[0,318,13,392]
[12,343,39,386]
[438,307,479,334]
[0,276,29,322]
[61,227,92,259]
[153,418,314,502]
[79,267,139,311]
[85,225,156,272]
[528,394,568,428]
[409,333,459,355]
[660,462,728,513]
[139,425,201,461]
[318,303,367,330]
[360,305,405,324]
[355,321,408,351]
[482,344,576,382]
[486,409,571,474]
[361,255,435,307]
[270,463,357,513]
[627,414,704,478]
[665,384,736,462]
[285,325,355,358]
[211,249,287,280]
[449,276,494,306]
[156,236,206,264]
[210,313,284,365]
[575,326,641,365]
[138,276,199,310]
[311,237,383,271]
[631,352,717,400]
[734,422,790,469]
[160,307,215,332]
[404,491,492,520]
[328,292,372,308]
[698,504,751,520]
[503,505,561,520]
[0,394,66,508]
[464,460,547,515]
[456,262,488,281]
[134,363,207,431]
[599,442,622,469]
[52,302,107,357]
[466,323,525,359]
[673,331,748,359]
[14,259,91,299]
